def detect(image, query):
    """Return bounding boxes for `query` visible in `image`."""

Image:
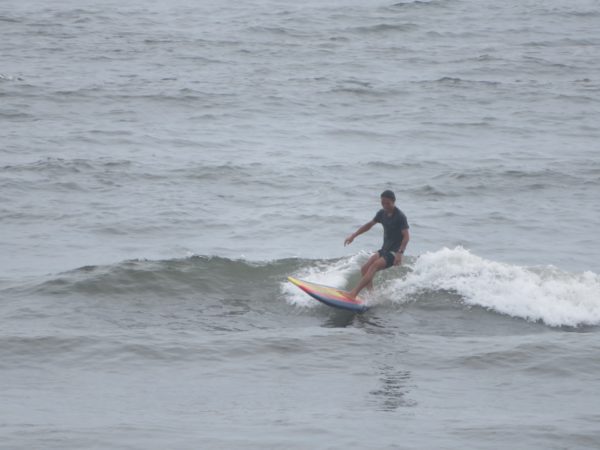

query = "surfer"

[344,190,410,299]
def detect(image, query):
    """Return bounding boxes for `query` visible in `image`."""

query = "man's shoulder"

[394,207,406,217]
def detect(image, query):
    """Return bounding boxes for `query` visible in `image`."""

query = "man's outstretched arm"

[344,220,376,246]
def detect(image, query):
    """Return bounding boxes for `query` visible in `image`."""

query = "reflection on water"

[322,310,405,331]
[370,364,417,410]
[322,310,357,328]
[320,309,416,410]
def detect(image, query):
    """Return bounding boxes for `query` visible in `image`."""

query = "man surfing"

[344,190,410,299]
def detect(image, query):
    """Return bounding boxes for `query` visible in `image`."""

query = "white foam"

[386,247,600,327]
[282,253,368,308]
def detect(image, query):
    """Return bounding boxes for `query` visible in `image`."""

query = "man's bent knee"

[368,258,387,275]
[362,254,379,274]
[376,257,387,269]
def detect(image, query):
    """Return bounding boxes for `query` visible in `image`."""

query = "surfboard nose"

[286,277,369,313]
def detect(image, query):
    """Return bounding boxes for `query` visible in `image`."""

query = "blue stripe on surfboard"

[306,290,369,313]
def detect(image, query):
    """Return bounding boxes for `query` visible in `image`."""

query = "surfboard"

[287,277,369,313]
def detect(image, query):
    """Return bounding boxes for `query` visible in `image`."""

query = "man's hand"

[344,220,376,247]
[394,252,403,266]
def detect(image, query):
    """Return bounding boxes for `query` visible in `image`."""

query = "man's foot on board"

[345,290,357,300]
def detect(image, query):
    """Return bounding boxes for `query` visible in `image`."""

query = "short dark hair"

[381,190,396,201]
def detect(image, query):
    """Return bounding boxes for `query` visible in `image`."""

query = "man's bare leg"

[349,257,387,299]
[360,253,380,293]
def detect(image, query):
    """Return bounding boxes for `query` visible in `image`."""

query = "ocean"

[1,0,600,448]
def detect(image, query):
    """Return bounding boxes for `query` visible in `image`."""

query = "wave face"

[385,247,600,327]
[2,254,600,449]
[5,248,598,329]
[282,248,600,327]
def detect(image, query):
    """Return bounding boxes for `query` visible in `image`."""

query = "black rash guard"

[373,207,409,253]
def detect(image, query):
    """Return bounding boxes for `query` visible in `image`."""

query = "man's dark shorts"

[378,249,396,269]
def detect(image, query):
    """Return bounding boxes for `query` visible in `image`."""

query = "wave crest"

[388,247,600,327]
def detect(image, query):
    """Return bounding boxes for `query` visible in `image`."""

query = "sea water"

[1,0,600,448]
